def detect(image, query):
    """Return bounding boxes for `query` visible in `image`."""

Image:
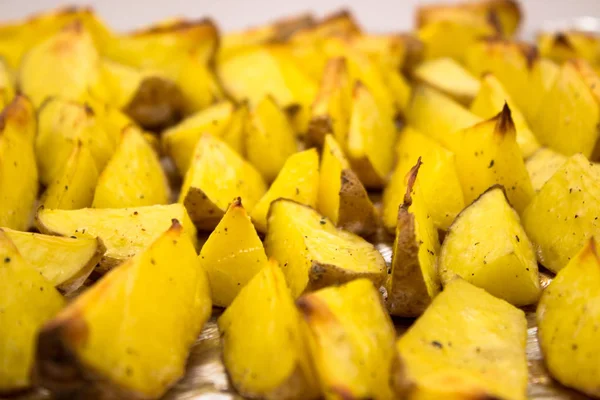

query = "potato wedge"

[40,141,98,210]
[179,134,266,230]
[200,198,267,307]
[318,134,377,236]
[0,231,64,393]
[0,60,14,109]
[528,57,560,125]
[538,31,600,65]
[18,22,102,107]
[93,125,170,208]
[454,104,534,213]
[392,279,528,400]
[36,203,198,272]
[344,33,418,72]
[2,228,103,293]
[440,187,540,306]
[0,95,38,231]
[36,98,115,185]
[526,148,568,192]
[470,73,540,157]
[297,278,396,399]
[522,153,600,273]
[413,57,480,105]
[537,237,600,397]
[246,96,298,182]
[218,259,319,400]
[250,149,319,233]
[35,220,211,399]
[383,127,464,232]
[265,199,385,298]
[405,85,481,152]
[386,159,441,317]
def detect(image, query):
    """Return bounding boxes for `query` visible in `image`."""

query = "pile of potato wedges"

[0,0,599,399]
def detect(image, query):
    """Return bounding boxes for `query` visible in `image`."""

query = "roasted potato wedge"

[538,31,600,65]
[297,278,396,399]
[440,187,540,306]
[250,149,319,233]
[36,203,197,272]
[528,57,560,125]
[200,198,267,307]
[93,125,170,208]
[454,104,534,213]
[383,127,464,232]
[290,9,361,43]
[413,57,480,105]
[537,237,600,398]
[0,231,64,394]
[318,134,377,236]
[40,141,98,210]
[218,259,319,400]
[526,148,568,192]
[0,60,14,109]
[245,96,298,182]
[386,160,441,317]
[179,134,266,230]
[522,153,600,273]
[392,278,528,400]
[470,73,540,157]
[0,95,38,231]
[35,220,211,400]
[2,228,104,293]
[265,199,386,298]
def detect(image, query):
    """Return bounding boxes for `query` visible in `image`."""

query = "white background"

[0,0,598,36]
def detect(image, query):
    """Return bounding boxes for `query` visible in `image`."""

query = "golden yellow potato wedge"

[85,96,135,146]
[470,73,540,157]
[0,60,14,109]
[35,220,211,399]
[40,141,98,210]
[179,134,266,230]
[386,160,441,317]
[528,57,560,125]
[522,153,600,273]
[218,259,319,400]
[307,57,352,148]
[538,31,600,65]
[454,104,534,213]
[526,148,568,192]
[250,149,319,233]
[0,95,38,231]
[297,278,396,399]
[36,98,115,186]
[200,198,267,307]
[318,134,377,236]
[537,237,600,398]
[18,22,102,107]
[290,9,361,43]
[392,279,528,400]
[405,85,481,152]
[246,96,298,182]
[347,82,396,188]
[530,59,600,158]
[383,127,464,232]
[345,33,420,72]
[36,203,198,272]
[93,126,170,208]
[2,228,103,293]
[413,57,480,105]
[0,231,64,393]
[265,199,386,298]
[440,187,541,306]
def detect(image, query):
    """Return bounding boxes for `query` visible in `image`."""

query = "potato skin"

[182,186,224,231]
[336,169,378,237]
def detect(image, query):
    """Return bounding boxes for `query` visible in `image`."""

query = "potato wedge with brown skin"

[386,159,441,317]
[526,148,568,192]
[290,9,361,43]
[265,199,386,298]
[200,198,267,308]
[34,220,212,400]
[522,153,600,273]
[250,149,319,233]
[412,57,480,105]
[297,279,396,400]
[392,279,528,400]
[0,95,38,231]
[36,204,198,273]
[538,31,600,65]
[2,228,104,294]
[218,259,320,400]
[179,134,266,230]
[537,238,600,398]
[318,134,377,236]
